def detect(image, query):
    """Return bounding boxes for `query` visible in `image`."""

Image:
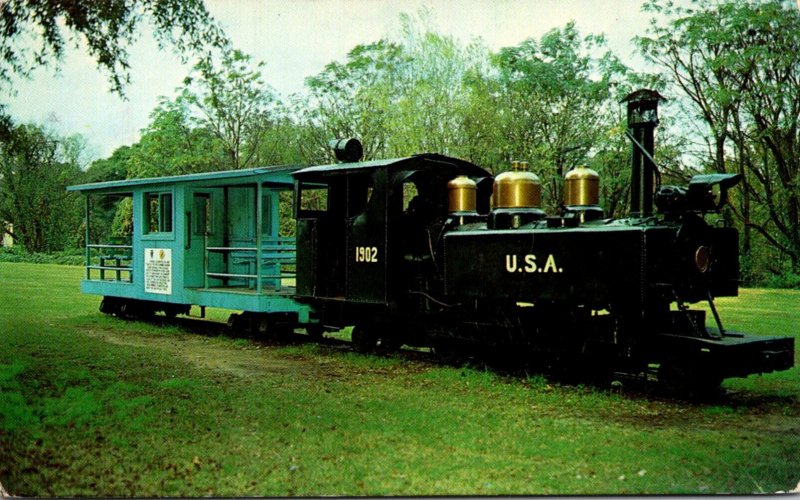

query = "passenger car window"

[145,192,173,233]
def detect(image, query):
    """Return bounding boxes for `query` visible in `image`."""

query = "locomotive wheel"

[305,324,324,340]
[658,357,722,400]
[378,338,402,352]
[351,325,378,354]
[433,339,464,365]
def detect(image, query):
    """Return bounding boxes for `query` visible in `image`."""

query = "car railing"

[204,237,296,292]
[86,243,133,282]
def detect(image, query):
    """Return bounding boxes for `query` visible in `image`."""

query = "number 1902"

[355,246,378,263]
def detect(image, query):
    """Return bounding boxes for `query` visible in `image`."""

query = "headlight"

[687,173,741,212]
[694,246,711,273]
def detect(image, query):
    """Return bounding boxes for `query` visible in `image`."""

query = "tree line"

[1,1,798,287]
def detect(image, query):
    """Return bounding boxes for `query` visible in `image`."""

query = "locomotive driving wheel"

[432,339,466,365]
[658,357,722,400]
[305,324,324,340]
[377,338,402,352]
[351,324,378,353]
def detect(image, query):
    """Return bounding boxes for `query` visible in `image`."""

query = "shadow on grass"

[89,310,799,419]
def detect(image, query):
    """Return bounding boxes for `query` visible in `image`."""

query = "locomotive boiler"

[293,89,794,397]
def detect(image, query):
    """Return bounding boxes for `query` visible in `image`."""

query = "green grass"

[0,262,798,495]
[701,290,800,397]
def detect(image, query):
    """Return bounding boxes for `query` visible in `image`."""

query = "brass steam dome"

[493,161,542,209]
[564,166,600,206]
[447,175,477,214]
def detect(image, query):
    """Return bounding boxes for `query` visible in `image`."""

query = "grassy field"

[0,261,798,496]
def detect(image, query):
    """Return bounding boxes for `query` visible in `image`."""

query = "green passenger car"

[68,166,316,334]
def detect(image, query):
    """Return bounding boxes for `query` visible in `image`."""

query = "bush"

[0,246,84,266]
[763,272,800,290]
[740,247,799,289]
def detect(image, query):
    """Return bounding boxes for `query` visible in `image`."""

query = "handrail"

[85,243,133,282]
[204,238,296,292]
[88,244,132,250]
[207,246,258,252]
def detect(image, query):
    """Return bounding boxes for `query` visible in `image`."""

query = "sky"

[5,0,657,163]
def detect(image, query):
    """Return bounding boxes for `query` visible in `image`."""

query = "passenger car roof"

[67,164,302,193]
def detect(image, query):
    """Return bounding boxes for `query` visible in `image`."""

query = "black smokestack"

[622,89,665,217]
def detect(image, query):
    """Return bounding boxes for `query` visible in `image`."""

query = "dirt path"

[81,327,319,378]
[80,323,800,439]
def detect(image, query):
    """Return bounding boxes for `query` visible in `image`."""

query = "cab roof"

[293,153,491,180]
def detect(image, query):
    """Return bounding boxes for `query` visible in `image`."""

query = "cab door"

[184,191,214,288]
[346,171,387,304]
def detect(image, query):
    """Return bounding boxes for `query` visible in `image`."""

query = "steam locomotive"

[70,89,794,398]
[292,89,794,397]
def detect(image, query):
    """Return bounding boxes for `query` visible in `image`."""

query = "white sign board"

[144,248,172,295]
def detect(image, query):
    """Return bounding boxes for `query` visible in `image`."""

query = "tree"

[302,39,405,163]
[0,0,227,95]
[180,49,281,170]
[127,98,226,178]
[490,23,635,211]
[85,145,136,184]
[639,0,800,277]
[386,12,491,159]
[0,124,84,252]
[300,10,497,165]
[301,9,497,165]
[113,48,302,180]
[299,15,651,218]
[0,0,229,137]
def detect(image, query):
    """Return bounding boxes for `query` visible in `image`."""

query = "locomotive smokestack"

[622,89,665,217]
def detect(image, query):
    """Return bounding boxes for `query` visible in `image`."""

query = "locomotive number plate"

[355,246,379,263]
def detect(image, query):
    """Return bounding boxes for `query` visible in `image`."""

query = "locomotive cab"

[292,154,491,332]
